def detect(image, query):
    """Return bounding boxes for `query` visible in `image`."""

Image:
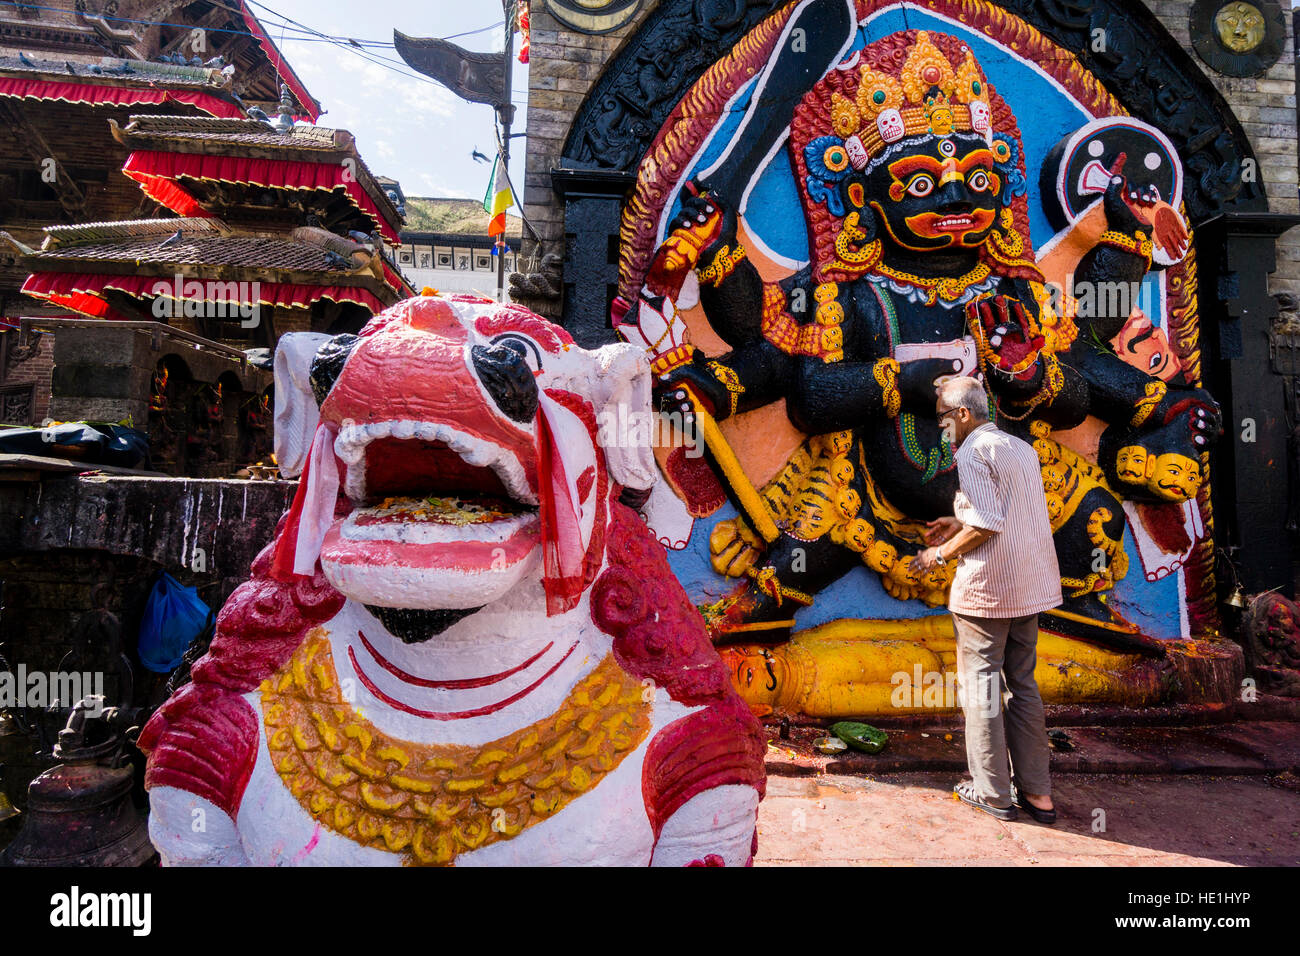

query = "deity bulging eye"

[938,139,957,158]
[823,146,849,173]
[967,170,991,192]
[906,175,935,198]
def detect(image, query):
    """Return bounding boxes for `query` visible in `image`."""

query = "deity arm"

[656,337,795,421]
[695,255,768,349]
[655,263,814,420]
[785,352,957,434]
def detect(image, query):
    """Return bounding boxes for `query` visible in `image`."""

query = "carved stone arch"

[553,0,1270,343]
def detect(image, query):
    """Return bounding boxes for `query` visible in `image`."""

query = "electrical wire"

[1,1,504,50]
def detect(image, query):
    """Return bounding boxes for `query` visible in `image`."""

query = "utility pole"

[496,1,516,303]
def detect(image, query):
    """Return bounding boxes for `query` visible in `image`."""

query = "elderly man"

[913,377,1061,824]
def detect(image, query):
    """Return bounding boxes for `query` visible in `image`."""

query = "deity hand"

[710,518,765,578]
[1100,154,1155,239]
[654,351,735,420]
[970,295,1045,385]
[648,183,738,291]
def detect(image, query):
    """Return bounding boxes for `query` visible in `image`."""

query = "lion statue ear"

[273,332,331,478]
[590,343,658,503]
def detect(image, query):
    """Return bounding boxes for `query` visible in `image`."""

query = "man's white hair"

[938,376,991,421]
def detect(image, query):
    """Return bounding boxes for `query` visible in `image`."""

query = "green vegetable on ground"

[829,721,889,754]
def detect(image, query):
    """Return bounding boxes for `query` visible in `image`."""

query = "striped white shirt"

[948,422,1063,618]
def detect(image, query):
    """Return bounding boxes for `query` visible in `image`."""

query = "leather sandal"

[954,781,1017,821]
[1011,786,1057,824]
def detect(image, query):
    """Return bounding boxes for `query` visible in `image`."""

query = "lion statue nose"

[471,340,539,423]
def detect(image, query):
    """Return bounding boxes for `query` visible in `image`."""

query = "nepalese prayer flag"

[483,156,514,237]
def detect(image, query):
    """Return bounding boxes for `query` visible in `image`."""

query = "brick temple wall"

[0,475,295,821]
[521,1,658,262]
[2,334,53,425]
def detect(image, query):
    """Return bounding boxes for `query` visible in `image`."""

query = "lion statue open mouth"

[139,294,765,867]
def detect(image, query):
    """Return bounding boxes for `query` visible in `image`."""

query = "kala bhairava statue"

[616,2,1228,717]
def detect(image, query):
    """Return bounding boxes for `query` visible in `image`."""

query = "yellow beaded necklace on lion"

[261,629,653,865]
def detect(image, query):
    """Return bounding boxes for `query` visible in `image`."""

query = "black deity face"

[858,132,1001,254]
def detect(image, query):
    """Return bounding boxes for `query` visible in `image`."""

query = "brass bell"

[0,790,18,824]
[0,697,153,867]
[0,762,19,824]
[1225,586,1247,609]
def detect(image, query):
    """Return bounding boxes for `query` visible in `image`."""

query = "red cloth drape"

[122,150,401,243]
[0,77,244,118]
[21,271,387,318]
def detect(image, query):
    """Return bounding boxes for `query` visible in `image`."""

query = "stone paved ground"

[755,772,1300,866]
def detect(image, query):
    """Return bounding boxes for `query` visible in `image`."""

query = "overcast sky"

[263,0,529,201]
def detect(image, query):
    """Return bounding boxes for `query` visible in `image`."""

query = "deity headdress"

[790,31,1036,285]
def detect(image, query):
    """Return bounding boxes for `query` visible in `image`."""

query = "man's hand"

[912,546,943,574]
[924,516,962,545]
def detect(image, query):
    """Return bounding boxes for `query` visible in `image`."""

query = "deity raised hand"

[646,183,738,292]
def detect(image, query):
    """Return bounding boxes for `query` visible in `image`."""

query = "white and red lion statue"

[139,293,765,866]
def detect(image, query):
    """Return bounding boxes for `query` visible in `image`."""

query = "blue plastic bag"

[138,573,213,673]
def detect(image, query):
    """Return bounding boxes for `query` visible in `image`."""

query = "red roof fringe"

[0,77,244,118]
[21,271,387,319]
[122,150,402,243]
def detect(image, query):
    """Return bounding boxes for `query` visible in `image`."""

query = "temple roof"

[0,54,245,117]
[0,53,228,86]
[112,114,364,160]
[16,218,412,326]
[29,217,393,283]
[109,115,405,241]
[0,1,320,119]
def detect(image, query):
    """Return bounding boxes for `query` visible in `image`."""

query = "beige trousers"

[952,611,1052,807]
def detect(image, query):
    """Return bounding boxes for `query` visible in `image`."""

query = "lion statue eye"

[490,333,543,373]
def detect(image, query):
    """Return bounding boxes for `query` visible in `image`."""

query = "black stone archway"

[550,0,1298,599]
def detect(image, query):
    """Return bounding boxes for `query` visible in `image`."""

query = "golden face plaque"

[545,0,643,35]
[1215,2,1266,53]
[1191,0,1284,77]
